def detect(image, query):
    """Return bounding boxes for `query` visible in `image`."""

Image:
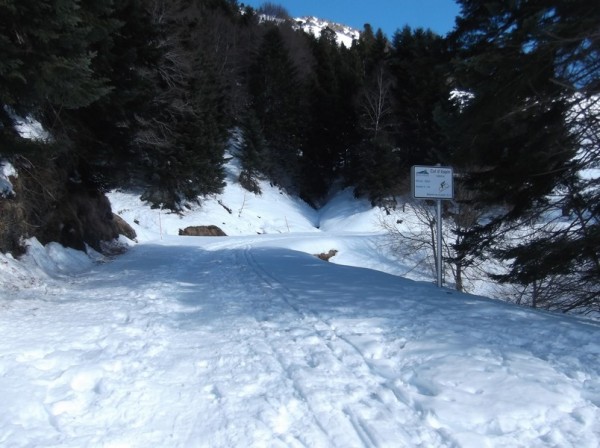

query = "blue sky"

[241,0,461,37]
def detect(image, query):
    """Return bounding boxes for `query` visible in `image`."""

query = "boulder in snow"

[179,225,227,237]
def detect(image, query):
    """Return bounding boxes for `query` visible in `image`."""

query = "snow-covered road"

[1,237,599,447]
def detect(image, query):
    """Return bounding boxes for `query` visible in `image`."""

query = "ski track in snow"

[240,247,447,447]
[1,237,599,447]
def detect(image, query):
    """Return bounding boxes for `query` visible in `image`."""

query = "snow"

[1,156,599,447]
[1,108,51,198]
[4,106,51,142]
[295,16,360,48]
[255,13,360,48]
[0,159,17,198]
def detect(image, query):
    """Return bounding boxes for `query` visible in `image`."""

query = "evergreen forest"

[0,0,598,314]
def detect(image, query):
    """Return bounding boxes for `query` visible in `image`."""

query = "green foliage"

[248,25,306,188]
[0,0,115,111]
[390,26,452,168]
[137,0,229,209]
[302,28,362,199]
[58,0,161,189]
[448,0,578,212]
[347,25,452,202]
[239,110,268,176]
[448,0,599,313]
[350,139,402,205]
[257,2,291,19]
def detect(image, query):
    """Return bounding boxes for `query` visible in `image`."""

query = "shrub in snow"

[239,170,262,195]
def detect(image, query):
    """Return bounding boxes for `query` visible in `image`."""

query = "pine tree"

[350,139,401,205]
[247,25,306,189]
[239,110,268,177]
[302,28,362,200]
[448,0,599,313]
[0,0,115,115]
[356,28,391,137]
[358,26,389,77]
[343,25,399,203]
[56,0,161,188]
[137,0,229,209]
[0,0,149,253]
[389,26,452,170]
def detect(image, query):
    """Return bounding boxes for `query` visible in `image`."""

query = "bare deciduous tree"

[381,177,488,292]
[359,65,394,140]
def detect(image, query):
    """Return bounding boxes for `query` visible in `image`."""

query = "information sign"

[411,165,454,200]
[411,165,454,288]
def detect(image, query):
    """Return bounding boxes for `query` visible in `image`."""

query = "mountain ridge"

[255,10,361,47]
[294,15,361,47]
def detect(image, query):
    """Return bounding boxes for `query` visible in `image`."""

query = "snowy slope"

[295,16,360,47]
[255,12,360,47]
[108,151,411,281]
[1,154,600,447]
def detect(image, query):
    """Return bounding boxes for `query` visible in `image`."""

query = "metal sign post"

[436,198,442,287]
[411,165,454,288]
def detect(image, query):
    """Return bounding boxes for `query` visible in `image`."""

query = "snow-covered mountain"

[1,149,599,447]
[256,12,361,47]
[295,16,361,47]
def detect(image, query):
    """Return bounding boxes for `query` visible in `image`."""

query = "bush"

[239,170,262,195]
[0,152,124,255]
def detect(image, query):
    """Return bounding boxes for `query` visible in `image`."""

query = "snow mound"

[318,188,382,232]
[22,238,95,278]
[0,238,96,297]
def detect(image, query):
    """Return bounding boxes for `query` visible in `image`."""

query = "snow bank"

[1,149,599,446]
[23,239,96,276]
[317,188,382,232]
[0,239,97,301]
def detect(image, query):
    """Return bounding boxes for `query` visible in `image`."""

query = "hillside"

[107,149,438,287]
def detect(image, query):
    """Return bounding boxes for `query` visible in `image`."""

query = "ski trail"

[87,245,346,447]
[1,245,330,447]
[242,247,454,447]
[3,242,597,447]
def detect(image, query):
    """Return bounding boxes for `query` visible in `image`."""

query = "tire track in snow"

[241,247,453,448]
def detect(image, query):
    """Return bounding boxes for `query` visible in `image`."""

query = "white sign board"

[411,165,454,199]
